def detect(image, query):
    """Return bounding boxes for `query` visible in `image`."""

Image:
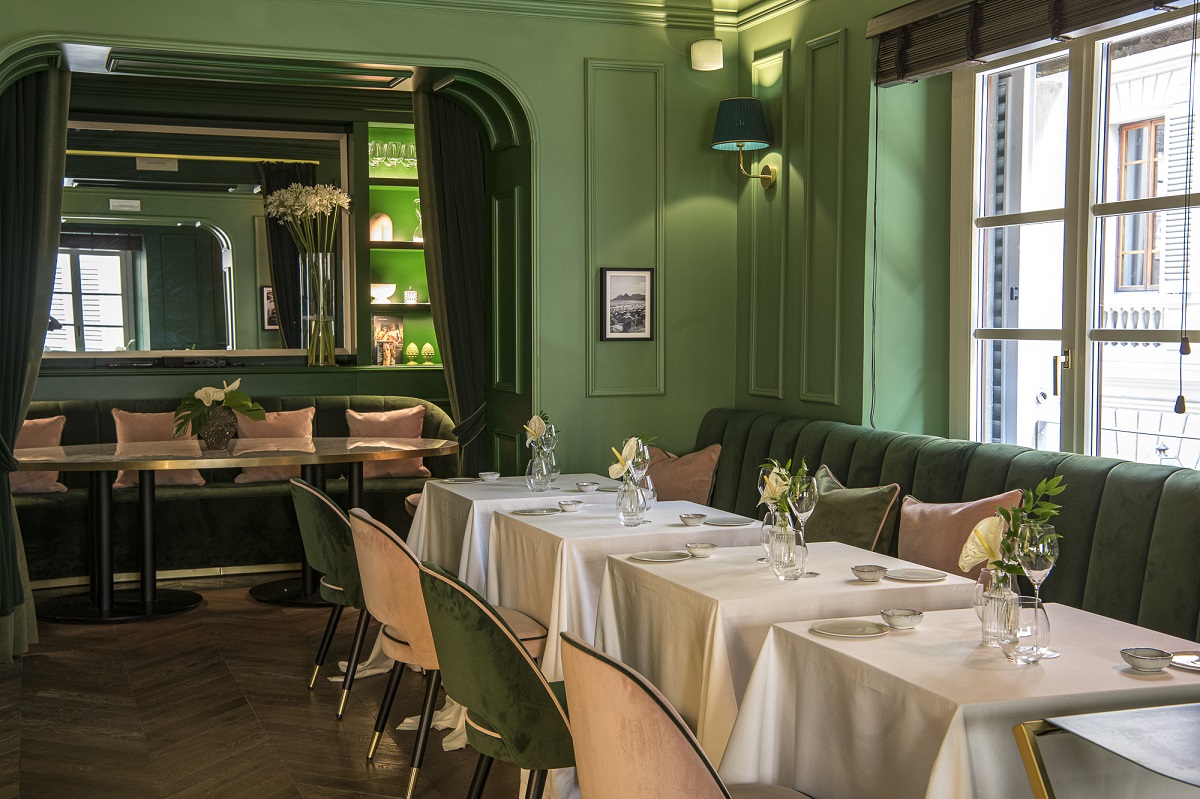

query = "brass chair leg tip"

[308,664,321,690]
[367,731,382,761]
[336,690,350,719]
[405,767,420,799]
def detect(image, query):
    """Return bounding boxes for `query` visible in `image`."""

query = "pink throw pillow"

[112,410,205,489]
[897,490,1023,579]
[345,407,431,479]
[234,407,315,483]
[10,416,68,494]
[646,444,721,504]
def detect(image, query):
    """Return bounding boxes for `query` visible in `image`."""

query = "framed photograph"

[260,286,279,331]
[371,314,405,366]
[600,268,653,341]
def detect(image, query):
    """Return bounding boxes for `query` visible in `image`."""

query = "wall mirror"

[46,119,348,358]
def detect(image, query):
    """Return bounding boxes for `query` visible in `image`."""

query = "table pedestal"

[40,469,202,624]
[249,463,362,607]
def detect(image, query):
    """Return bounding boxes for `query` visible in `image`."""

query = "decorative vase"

[762,509,800,580]
[412,199,423,242]
[616,480,645,527]
[299,252,337,367]
[199,406,237,450]
[976,568,1017,647]
[525,449,552,492]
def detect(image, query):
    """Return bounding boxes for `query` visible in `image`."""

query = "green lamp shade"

[711,97,772,151]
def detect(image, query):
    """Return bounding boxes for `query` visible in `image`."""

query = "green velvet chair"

[560,632,809,799]
[418,562,574,799]
[289,479,372,719]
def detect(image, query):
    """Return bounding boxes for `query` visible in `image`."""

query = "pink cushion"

[234,407,315,483]
[10,416,68,494]
[897,490,1023,579]
[111,410,205,489]
[345,407,431,479]
[646,444,721,504]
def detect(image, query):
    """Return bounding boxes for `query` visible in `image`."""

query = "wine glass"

[544,448,561,484]
[368,141,383,168]
[1017,523,1059,658]
[637,473,656,511]
[629,440,651,483]
[384,141,401,167]
[541,424,558,452]
[788,476,819,578]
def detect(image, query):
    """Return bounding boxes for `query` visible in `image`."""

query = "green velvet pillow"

[803,465,900,552]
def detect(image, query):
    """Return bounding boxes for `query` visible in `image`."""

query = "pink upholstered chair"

[559,632,812,799]
[349,509,548,798]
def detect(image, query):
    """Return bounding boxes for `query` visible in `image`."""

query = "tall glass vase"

[300,252,336,366]
[975,568,1017,647]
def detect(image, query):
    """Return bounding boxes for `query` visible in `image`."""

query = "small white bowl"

[479,471,500,482]
[851,564,887,583]
[881,608,924,629]
[686,542,716,558]
[679,513,707,527]
[576,482,600,493]
[1120,647,1173,672]
[558,500,583,513]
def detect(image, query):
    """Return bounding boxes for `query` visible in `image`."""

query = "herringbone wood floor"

[0,576,520,798]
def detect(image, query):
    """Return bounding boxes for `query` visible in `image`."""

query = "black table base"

[39,587,203,624]
[247,577,327,606]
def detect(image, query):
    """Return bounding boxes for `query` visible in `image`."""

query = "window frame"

[1114,118,1164,291]
[50,248,139,353]
[950,7,1200,456]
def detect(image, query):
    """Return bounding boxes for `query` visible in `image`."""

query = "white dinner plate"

[810,620,891,638]
[884,568,947,582]
[630,551,691,562]
[512,508,563,516]
[442,477,482,484]
[597,487,620,493]
[704,516,755,527]
[1169,650,1200,673]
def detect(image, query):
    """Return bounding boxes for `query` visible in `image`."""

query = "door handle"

[1052,348,1072,397]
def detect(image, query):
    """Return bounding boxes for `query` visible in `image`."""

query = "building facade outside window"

[951,12,1200,468]
[48,249,137,352]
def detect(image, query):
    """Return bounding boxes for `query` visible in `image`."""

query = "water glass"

[767,525,801,581]
[616,481,646,527]
[525,454,551,492]
[637,473,656,511]
[999,596,1050,665]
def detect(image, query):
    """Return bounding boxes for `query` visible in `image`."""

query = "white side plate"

[512,508,563,516]
[810,620,891,638]
[704,517,754,527]
[884,568,947,582]
[630,551,691,562]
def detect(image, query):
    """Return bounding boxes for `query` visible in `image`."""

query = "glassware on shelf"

[412,199,423,242]
[404,287,419,304]
[400,143,417,169]
[384,141,401,167]
[368,141,384,167]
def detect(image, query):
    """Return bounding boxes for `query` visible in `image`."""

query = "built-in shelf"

[370,240,424,250]
[371,302,431,309]
[369,177,419,188]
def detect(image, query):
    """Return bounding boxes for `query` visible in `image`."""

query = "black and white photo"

[601,268,653,340]
[261,286,279,331]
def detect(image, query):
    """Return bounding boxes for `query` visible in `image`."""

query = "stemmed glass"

[788,477,819,578]
[756,466,776,563]
[1017,522,1059,658]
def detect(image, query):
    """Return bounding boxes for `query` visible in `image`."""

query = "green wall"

[8,0,954,476]
[734,0,953,437]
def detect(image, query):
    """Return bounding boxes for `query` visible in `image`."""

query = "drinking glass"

[767,524,801,581]
[999,596,1050,665]
[788,476,819,577]
[1017,523,1059,657]
[401,142,418,168]
[544,448,561,484]
[525,453,551,492]
[541,424,558,451]
[368,141,383,167]
[384,141,401,167]
[629,441,651,483]
[637,473,656,511]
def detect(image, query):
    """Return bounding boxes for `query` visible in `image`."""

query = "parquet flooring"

[0,576,520,798]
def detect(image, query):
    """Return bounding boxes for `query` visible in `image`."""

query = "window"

[953,13,1200,467]
[47,249,137,352]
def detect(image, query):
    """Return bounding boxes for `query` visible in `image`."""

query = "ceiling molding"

[310,0,740,30]
[736,0,817,29]
[0,43,62,97]
[106,50,414,90]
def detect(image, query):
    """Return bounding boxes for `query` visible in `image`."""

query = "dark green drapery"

[258,162,318,349]
[414,91,490,477]
[0,61,70,663]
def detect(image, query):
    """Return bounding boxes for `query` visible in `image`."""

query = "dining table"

[719,605,1200,799]
[485,500,763,681]
[593,541,975,760]
[14,436,457,621]
[406,473,618,593]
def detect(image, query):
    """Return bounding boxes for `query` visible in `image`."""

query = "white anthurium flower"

[194,386,224,406]
[959,515,1005,571]
[609,437,641,480]
[524,415,547,444]
[621,436,640,464]
[223,378,241,393]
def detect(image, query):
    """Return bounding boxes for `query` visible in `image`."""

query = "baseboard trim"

[29,562,301,591]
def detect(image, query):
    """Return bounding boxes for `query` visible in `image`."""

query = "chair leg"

[310,604,345,689]
[367,661,405,761]
[465,753,494,799]
[337,609,372,719]
[405,669,442,799]
[524,769,548,799]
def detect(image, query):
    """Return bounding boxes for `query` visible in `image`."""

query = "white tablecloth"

[720,605,1200,799]
[594,542,975,761]
[407,474,615,592]
[486,500,762,681]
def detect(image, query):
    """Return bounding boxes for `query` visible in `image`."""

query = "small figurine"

[405,342,420,366]
[421,342,435,364]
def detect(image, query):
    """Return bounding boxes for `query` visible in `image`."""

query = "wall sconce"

[711,97,776,189]
[690,38,723,71]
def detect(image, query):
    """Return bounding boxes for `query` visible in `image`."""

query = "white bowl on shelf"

[370,283,397,304]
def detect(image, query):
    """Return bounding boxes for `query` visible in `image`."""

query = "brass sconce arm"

[736,144,778,189]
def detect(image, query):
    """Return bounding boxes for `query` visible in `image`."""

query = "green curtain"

[413,90,489,476]
[0,62,71,663]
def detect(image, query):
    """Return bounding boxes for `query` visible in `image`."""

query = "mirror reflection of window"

[48,249,135,352]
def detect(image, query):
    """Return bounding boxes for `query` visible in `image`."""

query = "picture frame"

[600,268,653,341]
[260,286,279,331]
[371,313,405,366]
